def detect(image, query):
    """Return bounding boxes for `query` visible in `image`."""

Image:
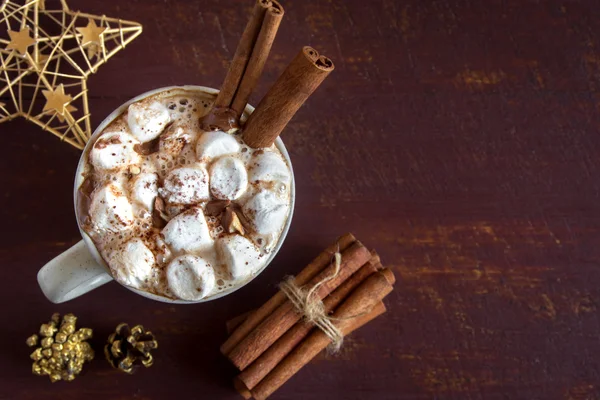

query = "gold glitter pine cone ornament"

[105,323,158,374]
[26,313,94,382]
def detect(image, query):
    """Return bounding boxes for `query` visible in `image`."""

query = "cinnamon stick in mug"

[205,0,283,130]
[242,46,334,148]
[214,0,282,109]
[231,3,284,114]
[250,270,395,400]
[236,253,381,391]
[220,232,356,355]
[226,242,371,370]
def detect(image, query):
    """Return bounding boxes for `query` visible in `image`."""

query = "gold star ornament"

[77,19,107,59]
[0,0,143,150]
[76,19,106,45]
[6,28,36,55]
[43,84,74,115]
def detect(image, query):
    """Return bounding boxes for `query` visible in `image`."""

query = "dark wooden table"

[2,0,600,398]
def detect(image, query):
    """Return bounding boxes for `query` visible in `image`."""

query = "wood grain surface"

[1,0,599,399]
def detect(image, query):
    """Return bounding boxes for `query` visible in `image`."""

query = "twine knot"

[279,252,345,352]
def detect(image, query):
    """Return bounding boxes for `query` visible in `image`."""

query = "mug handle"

[38,240,113,304]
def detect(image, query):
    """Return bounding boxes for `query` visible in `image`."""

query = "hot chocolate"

[77,88,292,301]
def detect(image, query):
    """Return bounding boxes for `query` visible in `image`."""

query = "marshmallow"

[216,235,263,280]
[209,156,248,200]
[166,255,216,300]
[90,131,140,171]
[110,238,155,289]
[196,131,240,161]
[89,184,134,232]
[127,101,171,142]
[249,151,291,184]
[162,207,212,253]
[160,167,209,204]
[130,173,158,210]
[243,190,289,235]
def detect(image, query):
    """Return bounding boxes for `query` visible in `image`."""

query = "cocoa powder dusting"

[94,136,121,149]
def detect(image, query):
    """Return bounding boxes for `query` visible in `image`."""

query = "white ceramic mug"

[38,85,295,304]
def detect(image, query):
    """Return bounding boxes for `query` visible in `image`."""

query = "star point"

[42,84,73,116]
[86,42,101,60]
[76,19,106,46]
[6,28,36,55]
[56,104,77,123]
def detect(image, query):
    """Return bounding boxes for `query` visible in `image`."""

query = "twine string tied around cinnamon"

[279,252,364,352]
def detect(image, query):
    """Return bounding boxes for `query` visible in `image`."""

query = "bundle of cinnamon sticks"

[203,0,335,149]
[221,233,396,399]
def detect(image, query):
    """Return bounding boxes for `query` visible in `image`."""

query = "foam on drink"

[77,89,292,300]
